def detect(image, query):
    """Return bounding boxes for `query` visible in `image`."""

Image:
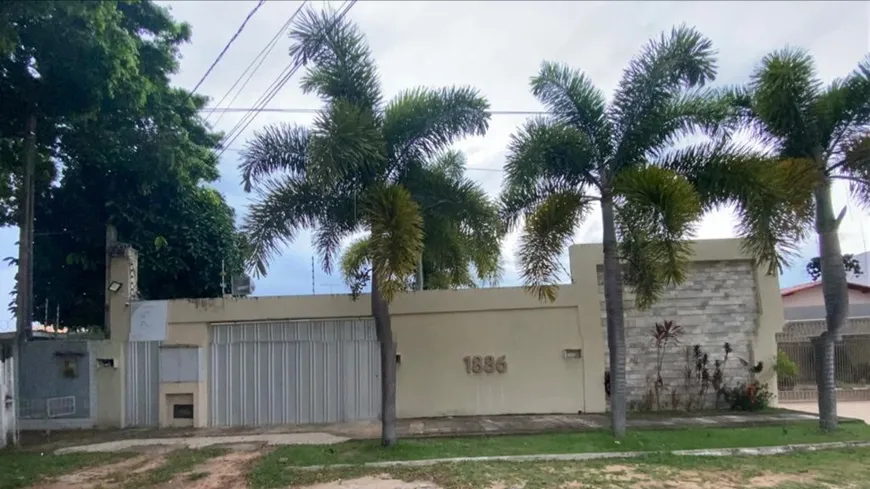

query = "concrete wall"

[100,238,784,427]
[17,340,98,429]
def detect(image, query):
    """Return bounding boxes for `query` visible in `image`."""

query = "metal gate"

[125,341,160,427]
[209,318,380,427]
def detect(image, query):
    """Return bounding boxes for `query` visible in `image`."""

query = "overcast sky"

[1,0,869,329]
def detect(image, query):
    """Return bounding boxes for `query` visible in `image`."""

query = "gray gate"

[125,341,160,427]
[209,318,380,427]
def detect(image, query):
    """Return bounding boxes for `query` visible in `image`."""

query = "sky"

[1,0,870,330]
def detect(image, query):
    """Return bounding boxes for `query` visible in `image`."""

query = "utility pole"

[16,113,37,343]
[103,224,117,334]
[311,256,315,294]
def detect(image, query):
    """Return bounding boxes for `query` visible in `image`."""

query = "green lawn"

[0,451,129,489]
[251,447,870,489]
[252,421,870,470]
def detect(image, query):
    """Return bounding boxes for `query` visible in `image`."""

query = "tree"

[339,150,503,294]
[239,7,493,446]
[806,254,863,282]
[0,1,155,336]
[500,27,806,437]
[4,1,246,330]
[733,50,870,430]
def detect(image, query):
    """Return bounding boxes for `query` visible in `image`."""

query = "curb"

[291,440,870,470]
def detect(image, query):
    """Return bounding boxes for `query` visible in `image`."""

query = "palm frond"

[643,88,738,159]
[382,86,490,169]
[517,190,592,302]
[289,6,382,110]
[838,133,870,209]
[814,54,870,159]
[749,47,822,156]
[307,99,386,184]
[660,140,816,273]
[427,149,466,181]
[614,166,702,308]
[239,123,309,192]
[339,235,371,296]
[365,185,424,302]
[501,118,598,229]
[610,24,717,168]
[241,176,323,277]
[531,61,612,157]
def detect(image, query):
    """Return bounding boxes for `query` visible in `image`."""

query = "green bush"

[775,350,798,378]
[722,381,772,411]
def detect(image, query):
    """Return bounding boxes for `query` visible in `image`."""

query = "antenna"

[311,256,316,295]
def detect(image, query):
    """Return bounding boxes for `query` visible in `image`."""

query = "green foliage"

[722,381,773,412]
[775,350,799,379]
[241,6,501,298]
[0,1,246,329]
[806,253,863,282]
[501,26,798,308]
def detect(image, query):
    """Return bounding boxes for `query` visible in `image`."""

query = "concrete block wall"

[597,260,767,408]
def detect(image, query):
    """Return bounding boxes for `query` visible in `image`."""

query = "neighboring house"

[781,281,870,321]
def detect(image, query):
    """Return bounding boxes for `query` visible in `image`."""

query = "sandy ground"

[785,401,870,423]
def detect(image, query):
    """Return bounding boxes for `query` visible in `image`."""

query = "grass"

[120,448,226,488]
[250,447,870,489]
[0,451,130,489]
[252,421,870,469]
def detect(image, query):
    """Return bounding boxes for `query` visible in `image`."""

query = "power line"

[217,0,357,156]
[205,1,308,126]
[218,147,506,171]
[191,0,268,95]
[203,107,548,116]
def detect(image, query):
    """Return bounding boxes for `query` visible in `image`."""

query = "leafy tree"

[500,27,805,437]
[239,7,494,446]
[4,1,246,329]
[806,254,863,282]
[733,50,870,430]
[0,1,152,333]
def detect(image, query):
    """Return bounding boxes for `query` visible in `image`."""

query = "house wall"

[99,238,783,428]
[574,239,784,409]
[782,287,870,307]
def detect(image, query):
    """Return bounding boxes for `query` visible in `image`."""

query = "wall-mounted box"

[158,346,204,383]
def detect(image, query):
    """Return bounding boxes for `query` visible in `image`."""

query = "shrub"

[722,381,772,411]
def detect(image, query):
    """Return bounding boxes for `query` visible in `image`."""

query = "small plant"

[722,380,773,411]
[775,350,799,391]
[650,320,683,410]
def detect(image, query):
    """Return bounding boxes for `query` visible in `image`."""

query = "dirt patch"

[31,454,157,489]
[162,451,262,489]
[299,475,441,489]
[748,473,816,488]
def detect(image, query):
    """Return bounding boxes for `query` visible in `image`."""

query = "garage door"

[209,319,381,427]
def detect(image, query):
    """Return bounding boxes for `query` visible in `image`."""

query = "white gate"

[0,356,16,448]
[210,319,380,427]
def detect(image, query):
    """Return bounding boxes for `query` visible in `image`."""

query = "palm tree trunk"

[813,179,847,431]
[371,273,398,446]
[600,193,627,438]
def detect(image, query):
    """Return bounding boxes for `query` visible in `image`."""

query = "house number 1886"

[463,355,507,374]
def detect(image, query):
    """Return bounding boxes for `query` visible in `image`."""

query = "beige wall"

[102,238,784,427]
[783,287,870,307]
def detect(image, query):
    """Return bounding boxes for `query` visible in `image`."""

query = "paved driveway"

[785,401,870,423]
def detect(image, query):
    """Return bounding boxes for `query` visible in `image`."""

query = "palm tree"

[734,50,870,430]
[500,26,807,437]
[340,150,503,293]
[239,8,492,446]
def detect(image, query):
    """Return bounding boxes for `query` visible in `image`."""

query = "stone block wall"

[598,260,760,409]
